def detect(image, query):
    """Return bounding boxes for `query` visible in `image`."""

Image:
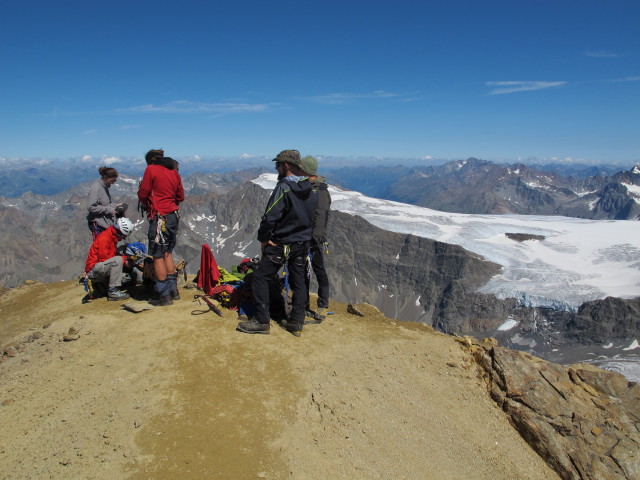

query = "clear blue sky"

[1,0,638,164]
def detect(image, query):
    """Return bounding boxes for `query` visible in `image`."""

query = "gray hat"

[300,155,318,175]
[272,149,301,165]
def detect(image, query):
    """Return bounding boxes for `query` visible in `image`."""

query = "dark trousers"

[307,241,330,309]
[252,242,309,326]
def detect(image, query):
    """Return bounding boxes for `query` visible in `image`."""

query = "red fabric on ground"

[197,244,220,296]
[211,284,235,296]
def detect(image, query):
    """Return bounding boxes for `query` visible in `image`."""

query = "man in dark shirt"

[237,149,317,337]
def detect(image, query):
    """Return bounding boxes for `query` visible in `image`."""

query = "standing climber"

[300,155,331,321]
[138,149,185,306]
[86,166,127,240]
[236,149,317,337]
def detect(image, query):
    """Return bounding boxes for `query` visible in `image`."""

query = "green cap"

[300,155,318,175]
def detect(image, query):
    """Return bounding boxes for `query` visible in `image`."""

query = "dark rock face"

[463,337,640,480]
[592,183,640,220]
[323,211,503,325]
[550,297,640,344]
[488,297,640,355]
[505,232,546,242]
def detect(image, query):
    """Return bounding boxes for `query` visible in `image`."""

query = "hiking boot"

[107,288,130,301]
[285,322,303,337]
[237,319,270,335]
[304,308,326,324]
[148,295,173,307]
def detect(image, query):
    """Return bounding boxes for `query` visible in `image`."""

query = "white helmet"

[115,217,134,236]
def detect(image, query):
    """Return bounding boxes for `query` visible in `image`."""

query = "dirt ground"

[0,280,559,480]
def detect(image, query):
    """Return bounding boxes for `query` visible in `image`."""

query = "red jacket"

[84,226,124,272]
[137,165,185,217]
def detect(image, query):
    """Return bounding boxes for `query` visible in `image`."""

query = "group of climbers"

[82,149,184,305]
[82,148,331,337]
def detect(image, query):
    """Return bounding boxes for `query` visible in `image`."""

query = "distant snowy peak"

[621,182,640,203]
[253,173,640,309]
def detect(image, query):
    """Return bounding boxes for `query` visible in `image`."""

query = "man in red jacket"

[84,217,134,301]
[138,150,185,306]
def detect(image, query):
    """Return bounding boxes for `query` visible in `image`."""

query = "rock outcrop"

[462,336,640,480]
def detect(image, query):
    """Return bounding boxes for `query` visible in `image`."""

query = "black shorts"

[148,212,179,258]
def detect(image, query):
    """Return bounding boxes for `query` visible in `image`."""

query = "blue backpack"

[125,242,147,259]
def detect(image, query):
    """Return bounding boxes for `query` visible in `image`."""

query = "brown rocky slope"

[0,280,637,479]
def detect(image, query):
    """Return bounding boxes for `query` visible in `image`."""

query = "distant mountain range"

[1,156,633,216]
[326,158,640,219]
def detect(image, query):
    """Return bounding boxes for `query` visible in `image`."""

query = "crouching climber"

[84,217,135,301]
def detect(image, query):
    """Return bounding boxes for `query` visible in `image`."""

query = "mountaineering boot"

[148,279,173,306]
[236,318,270,335]
[285,322,303,337]
[305,307,328,324]
[107,287,129,301]
[167,272,180,300]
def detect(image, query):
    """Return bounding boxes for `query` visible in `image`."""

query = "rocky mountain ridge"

[328,158,640,219]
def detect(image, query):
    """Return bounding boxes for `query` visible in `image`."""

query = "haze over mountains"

[0,155,630,202]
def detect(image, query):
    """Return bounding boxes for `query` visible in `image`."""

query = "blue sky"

[1,0,638,165]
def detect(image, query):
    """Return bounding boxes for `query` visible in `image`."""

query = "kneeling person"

[84,217,135,301]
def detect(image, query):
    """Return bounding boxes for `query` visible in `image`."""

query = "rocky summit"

[1,280,638,479]
[463,336,640,480]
